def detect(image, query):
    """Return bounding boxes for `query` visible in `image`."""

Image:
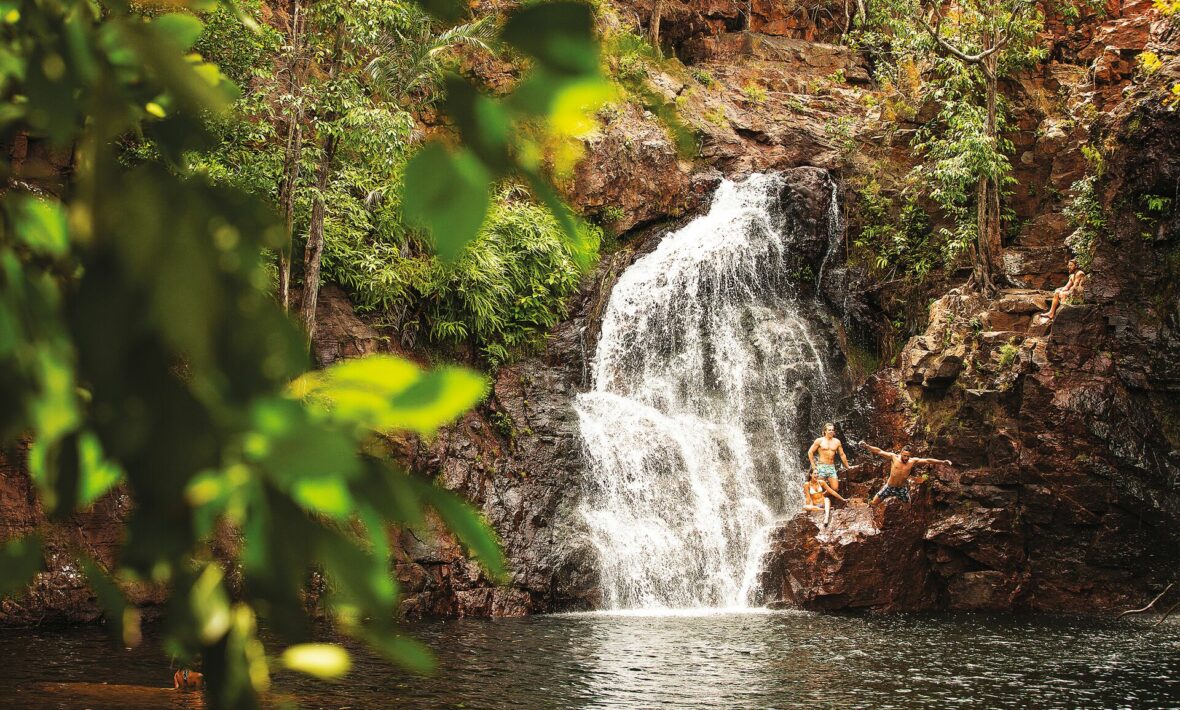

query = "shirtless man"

[1040,259,1087,321]
[862,443,952,504]
[807,423,851,494]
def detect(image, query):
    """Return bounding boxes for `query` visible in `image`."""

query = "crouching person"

[803,468,846,529]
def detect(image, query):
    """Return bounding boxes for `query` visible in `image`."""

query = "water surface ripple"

[2,612,1178,709]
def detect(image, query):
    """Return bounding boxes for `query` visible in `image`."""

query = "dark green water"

[2,611,1179,709]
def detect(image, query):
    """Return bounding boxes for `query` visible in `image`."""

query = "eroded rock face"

[757,499,938,612]
[567,102,716,234]
[0,443,167,625]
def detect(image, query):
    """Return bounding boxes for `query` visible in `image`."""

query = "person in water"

[862,443,952,504]
[807,423,851,493]
[1040,259,1087,321]
[802,468,846,528]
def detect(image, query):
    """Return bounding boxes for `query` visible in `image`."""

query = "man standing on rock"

[808,423,851,493]
[862,443,952,504]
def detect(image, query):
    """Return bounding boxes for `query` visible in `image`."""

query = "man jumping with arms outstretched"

[808,423,851,494]
[862,443,952,503]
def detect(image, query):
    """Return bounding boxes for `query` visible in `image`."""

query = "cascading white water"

[576,172,836,611]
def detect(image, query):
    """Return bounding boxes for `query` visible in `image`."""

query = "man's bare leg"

[1042,290,1063,320]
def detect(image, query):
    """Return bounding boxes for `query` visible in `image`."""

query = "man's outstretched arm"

[862,443,895,460]
[838,441,851,468]
[807,439,820,468]
[915,457,952,466]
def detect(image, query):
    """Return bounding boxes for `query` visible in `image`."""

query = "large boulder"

[757,500,938,611]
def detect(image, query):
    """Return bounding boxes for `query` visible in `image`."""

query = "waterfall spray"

[576,173,837,610]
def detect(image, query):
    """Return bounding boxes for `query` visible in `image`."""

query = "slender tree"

[916,0,1040,292]
[868,0,1046,293]
[299,15,345,341]
[276,0,306,312]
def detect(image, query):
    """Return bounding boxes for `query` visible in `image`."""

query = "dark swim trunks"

[875,484,910,503]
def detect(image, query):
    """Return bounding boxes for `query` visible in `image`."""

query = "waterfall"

[576,172,836,610]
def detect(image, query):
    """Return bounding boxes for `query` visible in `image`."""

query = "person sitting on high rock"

[1040,259,1087,321]
[862,443,952,504]
[802,468,846,529]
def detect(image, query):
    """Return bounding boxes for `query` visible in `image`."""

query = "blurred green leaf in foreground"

[0,0,605,707]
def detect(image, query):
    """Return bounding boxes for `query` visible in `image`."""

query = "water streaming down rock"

[576,172,839,610]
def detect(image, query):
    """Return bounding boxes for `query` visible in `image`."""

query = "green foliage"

[1064,174,1105,270]
[0,1,605,708]
[402,1,612,263]
[366,11,496,105]
[742,82,768,103]
[598,24,697,156]
[330,193,600,366]
[193,1,281,85]
[824,116,858,162]
[998,340,1020,368]
[852,179,937,280]
[1136,193,1173,240]
[691,68,716,87]
[911,86,1016,262]
[604,27,661,84]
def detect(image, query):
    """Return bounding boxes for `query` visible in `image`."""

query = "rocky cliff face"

[0,444,167,625]
[759,46,1180,613]
[4,0,1178,625]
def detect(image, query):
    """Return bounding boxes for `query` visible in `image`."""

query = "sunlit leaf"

[78,431,123,506]
[8,196,68,257]
[414,480,506,580]
[152,14,206,52]
[549,77,615,137]
[403,142,491,262]
[281,643,351,679]
[291,477,354,519]
[0,534,43,598]
[501,2,598,77]
[191,564,231,644]
[361,630,435,674]
[382,367,488,435]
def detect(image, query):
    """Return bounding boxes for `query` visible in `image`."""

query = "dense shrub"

[326,192,602,366]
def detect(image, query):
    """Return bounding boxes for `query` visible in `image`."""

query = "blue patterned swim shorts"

[816,463,838,479]
[875,484,910,503]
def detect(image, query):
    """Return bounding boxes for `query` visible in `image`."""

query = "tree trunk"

[276,0,303,312]
[299,134,338,341]
[298,17,345,342]
[972,58,1002,294]
[649,0,663,48]
[277,118,301,311]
